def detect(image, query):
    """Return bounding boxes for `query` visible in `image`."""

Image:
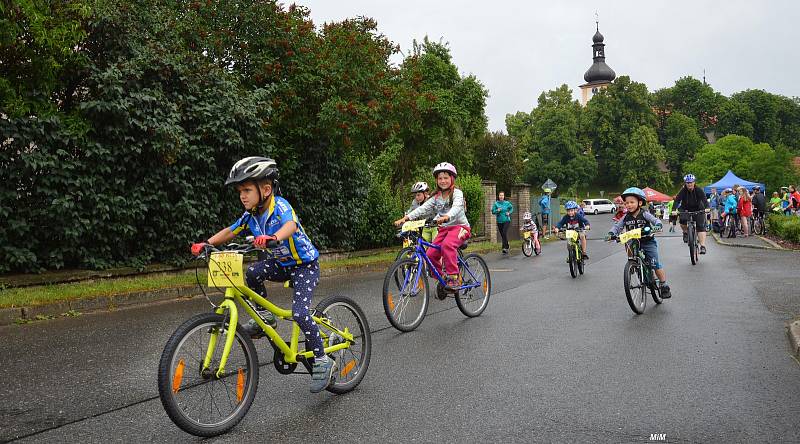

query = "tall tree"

[473,131,522,193]
[663,112,705,180]
[652,76,723,132]
[620,125,670,189]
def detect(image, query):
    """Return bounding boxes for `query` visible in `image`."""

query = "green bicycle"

[610,227,664,314]
[558,228,586,278]
[158,239,371,437]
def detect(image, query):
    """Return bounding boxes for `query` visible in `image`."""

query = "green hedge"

[767,214,800,244]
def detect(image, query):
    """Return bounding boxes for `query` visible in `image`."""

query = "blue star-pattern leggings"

[245,259,324,358]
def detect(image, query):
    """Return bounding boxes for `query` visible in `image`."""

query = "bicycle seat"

[458,241,469,251]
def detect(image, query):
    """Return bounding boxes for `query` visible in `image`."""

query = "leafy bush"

[458,173,485,236]
[767,214,800,244]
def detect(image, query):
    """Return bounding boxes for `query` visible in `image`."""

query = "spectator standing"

[539,188,552,236]
[769,192,783,213]
[492,191,514,254]
[708,187,720,222]
[738,188,752,237]
[751,186,766,222]
[790,185,800,215]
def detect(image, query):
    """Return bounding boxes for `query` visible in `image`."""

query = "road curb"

[711,232,785,251]
[788,320,800,359]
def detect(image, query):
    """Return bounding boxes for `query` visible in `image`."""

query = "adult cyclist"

[672,173,710,254]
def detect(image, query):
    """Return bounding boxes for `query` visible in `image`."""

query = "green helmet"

[543,188,552,193]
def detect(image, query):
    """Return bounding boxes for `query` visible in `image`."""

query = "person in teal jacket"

[492,191,514,254]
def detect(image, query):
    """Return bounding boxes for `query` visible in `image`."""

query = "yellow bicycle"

[157,239,371,437]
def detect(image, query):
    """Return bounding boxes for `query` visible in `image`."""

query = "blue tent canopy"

[703,170,766,194]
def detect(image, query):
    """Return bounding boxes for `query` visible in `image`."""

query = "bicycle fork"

[203,297,239,379]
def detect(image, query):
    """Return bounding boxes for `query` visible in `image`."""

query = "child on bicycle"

[553,200,590,259]
[520,211,541,254]
[190,157,335,393]
[394,162,470,290]
[604,187,672,299]
[407,181,438,243]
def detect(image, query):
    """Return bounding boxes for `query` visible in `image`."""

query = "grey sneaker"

[660,284,672,299]
[310,357,337,393]
[242,311,277,339]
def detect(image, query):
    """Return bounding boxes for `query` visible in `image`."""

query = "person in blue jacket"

[721,187,738,226]
[553,200,591,259]
[491,191,514,254]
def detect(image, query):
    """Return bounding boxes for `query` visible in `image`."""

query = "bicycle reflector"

[172,359,185,394]
[237,368,245,403]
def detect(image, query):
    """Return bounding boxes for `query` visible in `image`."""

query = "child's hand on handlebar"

[434,215,450,225]
[253,234,277,248]
[191,242,209,256]
[394,216,408,227]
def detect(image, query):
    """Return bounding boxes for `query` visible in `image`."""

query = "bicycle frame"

[406,237,482,292]
[205,279,355,378]
[626,239,657,286]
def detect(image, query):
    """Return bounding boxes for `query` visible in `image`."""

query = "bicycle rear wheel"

[315,295,372,394]
[158,312,258,437]
[383,257,429,332]
[456,253,491,317]
[623,261,646,314]
[568,247,577,278]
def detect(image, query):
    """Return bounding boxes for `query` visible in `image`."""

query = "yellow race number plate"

[565,230,579,242]
[522,231,531,239]
[619,228,642,243]
[401,220,426,232]
[208,252,245,288]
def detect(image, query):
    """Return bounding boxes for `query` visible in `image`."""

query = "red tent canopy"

[643,187,672,202]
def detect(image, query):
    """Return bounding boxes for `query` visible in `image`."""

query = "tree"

[730,89,781,146]
[684,135,799,191]
[717,98,756,139]
[583,76,655,182]
[663,112,705,180]
[652,76,723,132]
[473,131,522,193]
[620,125,670,189]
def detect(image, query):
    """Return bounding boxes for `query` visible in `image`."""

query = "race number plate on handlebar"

[565,230,579,242]
[523,231,531,239]
[401,220,426,232]
[618,228,642,243]
[208,252,245,288]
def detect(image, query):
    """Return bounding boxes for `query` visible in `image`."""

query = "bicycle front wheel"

[316,295,372,394]
[158,312,258,437]
[688,226,697,265]
[383,257,429,332]
[457,253,491,317]
[568,247,577,278]
[522,238,533,257]
[623,261,647,314]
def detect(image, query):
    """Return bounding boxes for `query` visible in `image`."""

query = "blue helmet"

[683,173,696,183]
[621,187,647,204]
[564,200,579,210]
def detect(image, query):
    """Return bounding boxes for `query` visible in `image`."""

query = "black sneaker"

[502,248,509,255]
[435,283,448,300]
[699,246,706,254]
[581,253,589,260]
[660,284,672,299]
[682,232,688,243]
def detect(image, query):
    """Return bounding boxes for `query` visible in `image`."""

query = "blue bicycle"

[382,220,491,332]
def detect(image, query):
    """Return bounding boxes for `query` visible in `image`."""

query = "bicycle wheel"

[577,246,585,275]
[753,217,764,235]
[315,295,372,394]
[522,238,533,257]
[568,247,577,278]
[383,257,429,332]
[650,280,663,304]
[688,225,697,265]
[456,253,491,317]
[623,261,646,314]
[158,312,258,437]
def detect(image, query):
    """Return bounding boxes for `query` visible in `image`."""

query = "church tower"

[579,21,616,106]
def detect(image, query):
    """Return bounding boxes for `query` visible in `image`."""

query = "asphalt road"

[2,214,799,443]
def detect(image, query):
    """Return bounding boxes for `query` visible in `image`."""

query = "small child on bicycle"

[604,187,672,299]
[407,181,438,243]
[394,162,470,290]
[520,211,541,255]
[553,200,591,259]
[190,157,336,393]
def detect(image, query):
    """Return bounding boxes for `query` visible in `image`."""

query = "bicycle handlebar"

[196,237,279,259]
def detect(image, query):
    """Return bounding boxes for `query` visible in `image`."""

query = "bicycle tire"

[158,312,259,437]
[522,238,533,257]
[577,246,584,275]
[688,225,697,265]
[382,257,429,332]
[456,253,491,317]
[568,247,577,278]
[315,295,372,394]
[623,261,646,314]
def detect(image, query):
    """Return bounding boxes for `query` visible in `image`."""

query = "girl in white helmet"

[520,211,541,255]
[406,181,438,243]
[395,162,470,290]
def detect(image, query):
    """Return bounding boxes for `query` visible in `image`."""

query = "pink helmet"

[433,162,457,178]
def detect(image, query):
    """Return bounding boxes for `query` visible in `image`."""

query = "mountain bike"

[680,209,705,265]
[557,228,587,278]
[158,239,371,437]
[382,220,491,332]
[751,211,766,235]
[721,213,737,238]
[609,227,664,314]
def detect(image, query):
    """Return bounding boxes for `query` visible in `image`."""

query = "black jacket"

[673,186,709,211]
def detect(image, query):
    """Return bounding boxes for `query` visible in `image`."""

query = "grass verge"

[0,239,527,309]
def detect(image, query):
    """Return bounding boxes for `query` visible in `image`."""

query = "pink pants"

[427,225,471,276]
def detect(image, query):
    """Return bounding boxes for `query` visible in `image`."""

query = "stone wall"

[481,180,497,243]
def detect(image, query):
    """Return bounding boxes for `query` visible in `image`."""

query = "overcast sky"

[300,1,799,132]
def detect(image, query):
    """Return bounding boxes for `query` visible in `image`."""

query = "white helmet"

[225,157,278,185]
[432,162,457,178]
[523,211,532,220]
[410,181,429,193]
